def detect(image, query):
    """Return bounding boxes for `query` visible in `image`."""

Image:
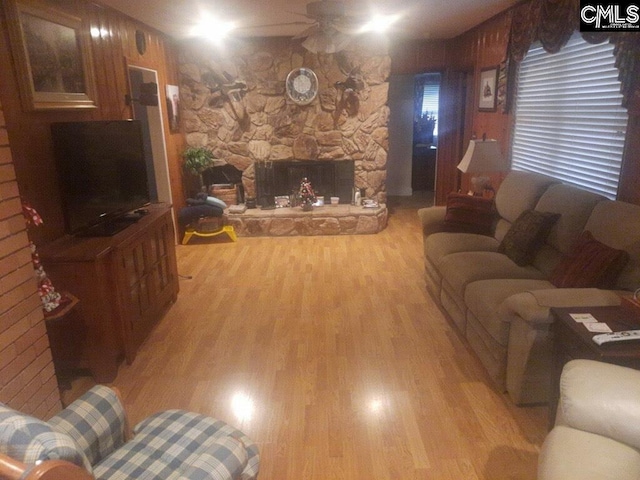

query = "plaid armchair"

[0,386,259,480]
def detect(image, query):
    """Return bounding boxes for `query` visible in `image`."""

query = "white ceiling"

[96,0,517,41]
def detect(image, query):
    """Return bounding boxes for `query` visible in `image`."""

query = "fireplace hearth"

[255,160,355,207]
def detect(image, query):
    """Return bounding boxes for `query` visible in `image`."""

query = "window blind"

[422,84,440,136]
[511,31,628,199]
[421,84,440,116]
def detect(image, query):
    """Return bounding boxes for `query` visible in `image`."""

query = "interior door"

[434,69,471,205]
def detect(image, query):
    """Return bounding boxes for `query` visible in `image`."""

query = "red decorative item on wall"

[21,200,69,314]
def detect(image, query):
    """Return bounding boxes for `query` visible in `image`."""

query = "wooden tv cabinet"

[39,204,179,382]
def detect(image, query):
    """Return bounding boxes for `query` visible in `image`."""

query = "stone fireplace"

[227,157,387,237]
[178,36,391,235]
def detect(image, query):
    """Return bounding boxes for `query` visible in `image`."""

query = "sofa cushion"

[0,404,92,471]
[439,251,547,300]
[550,231,629,288]
[465,278,554,346]
[534,183,606,254]
[494,171,559,225]
[498,210,560,266]
[584,200,640,291]
[424,232,499,268]
[442,193,494,235]
[94,410,259,480]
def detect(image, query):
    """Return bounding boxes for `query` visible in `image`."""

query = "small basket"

[210,184,238,206]
[196,216,225,232]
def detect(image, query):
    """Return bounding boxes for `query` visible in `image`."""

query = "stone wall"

[179,37,391,203]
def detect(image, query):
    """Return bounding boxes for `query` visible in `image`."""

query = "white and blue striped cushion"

[93,410,259,479]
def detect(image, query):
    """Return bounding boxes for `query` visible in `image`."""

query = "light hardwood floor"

[80,198,548,479]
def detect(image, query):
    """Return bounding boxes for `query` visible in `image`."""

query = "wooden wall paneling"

[390,39,449,75]
[0,0,183,244]
[389,39,417,75]
[107,9,130,118]
[414,40,448,72]
[434,69,468,205]
[159,43,186,213]
[104,6,133,118]
[617,114,640,204]
[444,12,512,195]
[107,9,186,214]
[0,2,86,243]
[88,5,117,119]
[162,41,186,214]
[119,13,134,59]
[121,32,185,214]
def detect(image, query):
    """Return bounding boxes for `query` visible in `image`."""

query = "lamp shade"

[457,139,508,173]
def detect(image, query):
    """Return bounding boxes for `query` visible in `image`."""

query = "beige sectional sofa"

[419,170,640,405]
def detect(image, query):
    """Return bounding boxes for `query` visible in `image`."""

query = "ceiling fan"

[241,0,382,54]
[293,0,362,53]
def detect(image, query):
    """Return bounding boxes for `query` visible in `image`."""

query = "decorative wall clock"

[286,67,319,105]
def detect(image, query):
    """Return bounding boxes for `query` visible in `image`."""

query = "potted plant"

[182,146,215,196]
[415,112,437,145]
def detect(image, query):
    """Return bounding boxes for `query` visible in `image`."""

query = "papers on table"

[569,312,613,333]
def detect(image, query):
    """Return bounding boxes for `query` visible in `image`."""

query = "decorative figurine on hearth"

[299,177,316,211]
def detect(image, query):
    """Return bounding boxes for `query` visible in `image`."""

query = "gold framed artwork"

[6,0,97,111]
[478,66,498,112]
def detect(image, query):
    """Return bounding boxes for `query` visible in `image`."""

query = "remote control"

[592,330,640,345]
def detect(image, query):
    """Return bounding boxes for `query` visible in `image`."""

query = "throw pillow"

[550,230,629,288]
[206,196,228,209]
[498,210,560,266]
[443,193,495,235]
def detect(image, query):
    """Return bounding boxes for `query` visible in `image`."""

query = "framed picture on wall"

[478,67,498,112]
[5,0,98,111]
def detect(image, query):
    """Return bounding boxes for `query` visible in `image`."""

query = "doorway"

[412,72,440,193]
[127,65,172,206]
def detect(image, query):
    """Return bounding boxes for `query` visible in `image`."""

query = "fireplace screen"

[256,160,354,207]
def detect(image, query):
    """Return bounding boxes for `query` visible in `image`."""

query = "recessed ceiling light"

[358,13,401,34]
[191,13,236,41]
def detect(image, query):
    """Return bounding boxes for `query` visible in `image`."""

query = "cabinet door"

[148,218,177,307]
[116,212,178,363]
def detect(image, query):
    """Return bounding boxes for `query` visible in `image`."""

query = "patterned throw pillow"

[443,193,495,235]
[0,404,92,472]
[498,210,561,266]
[550,230,629,288]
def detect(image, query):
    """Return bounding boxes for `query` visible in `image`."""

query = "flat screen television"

[50,120,151,237]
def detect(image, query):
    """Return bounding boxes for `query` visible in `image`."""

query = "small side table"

[44,292,85,390]
[549,306,640,426]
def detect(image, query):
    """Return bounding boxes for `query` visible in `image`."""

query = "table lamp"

[457,138,509,195]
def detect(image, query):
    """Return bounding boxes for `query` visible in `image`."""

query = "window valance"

[507,0,640,112]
